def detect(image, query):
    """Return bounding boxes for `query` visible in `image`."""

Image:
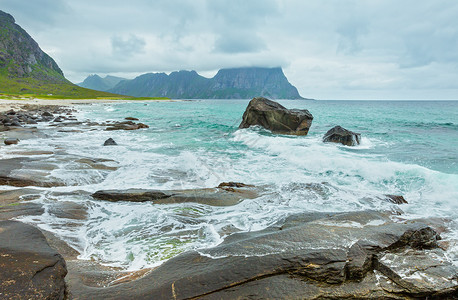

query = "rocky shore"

[0,99,457,299]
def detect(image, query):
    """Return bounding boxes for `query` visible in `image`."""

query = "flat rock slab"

[0,220,67,299]
[0,157,61,187]
[92,185,259,206]
[67,210,457,299]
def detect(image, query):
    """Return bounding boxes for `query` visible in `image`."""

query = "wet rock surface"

[1,103,457,299]
[103,137,117,146]
[239,97,313,135]
[67,210,457,299]
[4,137,19,145]
[323,125,361,146]
[385,194,408,204]
[92,183,259,206]
[0,220,67,299]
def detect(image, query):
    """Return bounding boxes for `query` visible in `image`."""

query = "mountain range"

[78,74,127,91]
[1,8,306,100]
[79,67,305,99]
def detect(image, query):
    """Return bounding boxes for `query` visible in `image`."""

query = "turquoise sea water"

[12,99,458,269]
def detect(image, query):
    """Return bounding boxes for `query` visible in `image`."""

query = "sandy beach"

[0,98,136,112]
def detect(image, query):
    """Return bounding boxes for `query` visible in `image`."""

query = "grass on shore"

[0,75,169,100]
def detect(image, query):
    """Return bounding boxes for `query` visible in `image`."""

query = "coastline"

[1,100,457,298]
[0,98,181,112]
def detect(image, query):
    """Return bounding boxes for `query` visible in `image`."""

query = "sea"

[4,99,458,270]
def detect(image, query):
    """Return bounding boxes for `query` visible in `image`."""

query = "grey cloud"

[214,32,266,54]
[111,34,146,58]
[3,0,458,99]
[336,19,369,55]
[0,0,71,29]
[399,24,458,68]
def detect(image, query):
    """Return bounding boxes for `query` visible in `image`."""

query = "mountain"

[0,10,124,98]
[0,10,66,83]
[109,67,305,99]
[77,74,127,91]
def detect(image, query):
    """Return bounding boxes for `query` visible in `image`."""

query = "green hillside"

[0,10,131,99]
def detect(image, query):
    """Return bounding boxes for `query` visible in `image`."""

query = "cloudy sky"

[1,0,458,100]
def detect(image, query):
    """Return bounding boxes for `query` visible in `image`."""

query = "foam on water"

[4,100,458,270]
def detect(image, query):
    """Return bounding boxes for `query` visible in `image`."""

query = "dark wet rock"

[385,194,408,204]
[67,210,456,299]
[53,116,64,122]
[239,97,313,135]
[10,120,22,127]
[217,181,253,188]
[92,184,259,206]
[105,121,149,131]
[75,158,118,171]
[4,138,19,145]
[103,138,117,146]
[323,125,361,146]
[125,117,139,121]
[41,111,53,117]
[3,126,46,140]
[0,220,67,299]
[47,201,88,221]
[92,189,171,202]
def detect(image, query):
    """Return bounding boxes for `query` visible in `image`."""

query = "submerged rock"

[0,220,67,299]
[323,125,361,146]
[103,138,118,146]
[385,194,408,204]
[239,97,313,135]
[125,117,139,121]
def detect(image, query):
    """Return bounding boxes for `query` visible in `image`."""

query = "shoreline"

[0,98,181,113]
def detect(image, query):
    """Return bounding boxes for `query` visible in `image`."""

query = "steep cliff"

[0,10,66,83]
[0,10,123,98]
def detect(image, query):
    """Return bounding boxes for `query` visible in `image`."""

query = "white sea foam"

[5,102,458,270]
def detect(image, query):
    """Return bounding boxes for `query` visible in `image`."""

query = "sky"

[1,0,458,100]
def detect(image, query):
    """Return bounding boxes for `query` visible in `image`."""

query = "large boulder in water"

[323,125,361,146]
[0,220,67,299]
[239,97,313,135]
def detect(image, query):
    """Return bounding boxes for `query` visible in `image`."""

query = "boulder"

[103,138,118,146]
[323,125,361,146]
[239,97,313,135]
[4,138,19,145]
[0,220,67,299]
